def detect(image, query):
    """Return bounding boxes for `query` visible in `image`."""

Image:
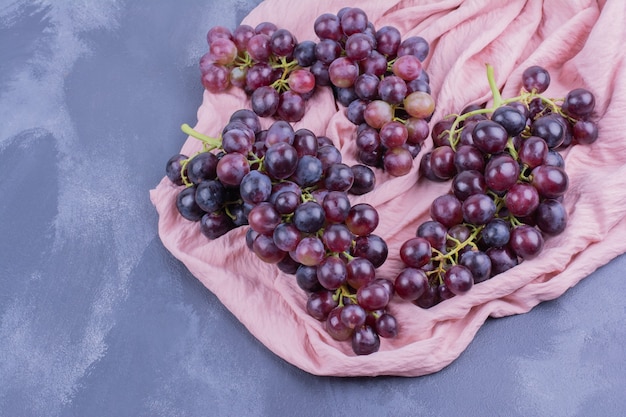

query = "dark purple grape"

[296,264,322,292]
[462,193,496,225]
[486,246,518,276]
[346,203,379,236]
[251,86,280,118]
[472,120,509,154]
[345,32,374,61]
[185,152,219,184]
[322,190,351,223]
[531,165,568,198]
[349,164,376,195]
[397,36,429,61]
[340,7,368,36]
[352,325,380,355]
[357,282,390,310]
[322,223,353,253]
[277,90,305,122]
[252,233,286,264]
[459,250,492,283]
[481,218,511,248]
[346,257,376,289]
[306,290,339,320]
[293,201,326,233]
[377,75,407,105]
[340,303,367,329]
[273,223,302,252]
[354,73,380,100]
[394,267,428,301]
[572,120,598,145]
[416,220,447,252]
[248,202,281,235]
[200,210,233,240]
[351,234,388,268]
[519,136,548,168]
[531,115,565,148]
[375,313,398,338]
[360,50,387,76]
[442,265,473,295]
[375,25,401,57]
[452,170,486,201]
[399,237,432,268]
[325,163,355,192]
[563,88,595,118]
[484,154,520,193]
[295,236,326,266]
[454,145,485,173]
[522,66,550,93]
[430,194,463,228]
[492,105,526,136]
[314,13,342,41]
[264,142,299,180]
[326,307,353,341]
[194,179,226,212]
[317,256,348,290]
[317,145,343,172]
[415,285,440,309]
[165,154,188,186]
[430,145,457,180]
[505,183,540,217]
[534,199,567,235]
[291,155,323,187]
[510,225,544,260]
[176,186,205,221]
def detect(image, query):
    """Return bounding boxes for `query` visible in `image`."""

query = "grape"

[406,117,430,145]
[352,325,380,355]
[375,313,398,338]
[383,146,413,176]
[295,236,326,266]
[317,145,343,171]
[209,37,238,65]
[273,223,302,252]
[247,33,272,62]
[534,199,568,235]
[459,251,492,284]
[452,170,486,201]
[270,28,296,56]
[522,65,550,93]
[346,257,376,289]
[430,145,457,180]
[248,202,281,235]
[250,86,279,117]
[315,39,343,64]
[357,282,390,310]
[296,265,322,292]
[346,203,379,236]
[340,7,368,35]
[321,223,352,254]
[340,304,367,329]
[317,256,348,290]
[322,191,351,223]
[185,152,218,184]
[194,179,226,212]
[399,237,432,268]
[572,119,598,145]
[277,90,306,122]
[443,265,474,295]
[207,26,232,43]
[201,63,230,92]
[481,218,511,248]
[484,154,520,193]
[403,91,435,118]
[531,115,565,148]
[364,100,394,129]
[292,129,318,157]
[351,234,388,268]
[392,55,422,81]
[462,193,496,225]
[166,154,188,186]
[176,186,205,221]
[416,220,447,252]
[325,307,353,341]
[415,285,440,309]
[519,136,548,168]
[324,163,355,192]
[276,255,300,275]
[563,88,595,118]
[329,57,359,88]
[274,190,300,215]
[486,245,518,276]
[397,36,429,61]
[306,290,338,320]
[314,13,342,41]
[245,62,276,90]
[505,183,540,217]
[360,50,388,76]
[252,233,287,264]
[354,73,380,100]
[472,120,509,154]
[292,201,325,234]
[349,164,376,195]
[492,105,526,136]
[345,33,374,61]
[394,267,428,301]
[454,145,485,173]
[232,24,255,51]
[335,87,358,107]
[378,75,408,104]
[379,121,408,148]
[200,210,233,240]
[509,225,544,259]
[530,165,568,198]
[287,69,316,94]
[222,128,254,154]
[375,26,401,56]
[430,194,463,228]
[264,142,299,180]
[216,153,250,186]
[290,155,322,187]
[431,119,454,147]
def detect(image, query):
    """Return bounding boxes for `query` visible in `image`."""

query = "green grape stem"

[446,63,568,150]
[181,123,222,149]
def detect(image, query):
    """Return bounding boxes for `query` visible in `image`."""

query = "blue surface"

[1,1,624,416]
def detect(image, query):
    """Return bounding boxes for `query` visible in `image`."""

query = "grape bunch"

[313,8,435,176]
[393,64,598,308]
[200,23,317,122]
[165,109,398,355]
[199,8,435,177]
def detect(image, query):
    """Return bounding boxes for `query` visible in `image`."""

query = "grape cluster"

[165,109,398,355]
[314,8,434,176]
[199,8,435,177]
[201,23,316,122]
[394,64,598,308]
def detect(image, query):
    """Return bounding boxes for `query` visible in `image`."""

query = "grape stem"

[181,123,222,149]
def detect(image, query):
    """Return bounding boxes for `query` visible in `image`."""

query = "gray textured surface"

[1,1,624,416]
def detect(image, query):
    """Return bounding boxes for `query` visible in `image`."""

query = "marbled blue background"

[1,1,624,416]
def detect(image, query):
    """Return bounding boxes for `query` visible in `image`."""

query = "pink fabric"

[150,0,626,376]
